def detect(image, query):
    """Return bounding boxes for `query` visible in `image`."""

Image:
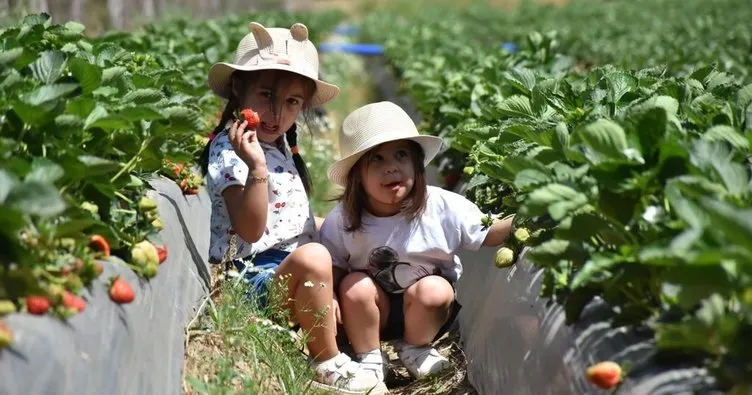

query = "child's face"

[359,140,416,216]
[239,71,306,144]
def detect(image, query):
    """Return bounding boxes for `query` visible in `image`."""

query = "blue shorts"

[228,249,290,308]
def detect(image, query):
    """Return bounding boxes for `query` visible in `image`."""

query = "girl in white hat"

[199,22,387,395]
[321,101,515,382]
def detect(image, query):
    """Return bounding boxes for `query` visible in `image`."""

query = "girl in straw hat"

[321,101,515,382]
[199,22,388,395]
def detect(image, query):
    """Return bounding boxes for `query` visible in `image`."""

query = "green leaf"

[84,106,108,130]
[162,106,203,134]
[30,50,67,84]
[525,183,589,220]
[5,181,66,217]
[101,66,127,84]
[656,320,719,354]
[77,155,119,175]
[697,197,752,255]
[0,169,19,203]
[21,83,78,106]
[570,255,618,289]
[573,119,631,164]
[55,219,98,237]
[702,125,748,150]
[118,105,165,121]
[26,158,64,183]
[605,71,636,103]
[64,21,85,34]
[503,68,536,94]
[122,88,164,104]
[497,95,534,118]
[67,57,102,94]
[514,169,550,190]
[528,239,571,265]
[634,107,667,157]
[0,48,24,66]
[738,84,752,110]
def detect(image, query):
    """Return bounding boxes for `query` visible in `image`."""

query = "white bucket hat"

[327,101,444,187]
[208,22,340,106]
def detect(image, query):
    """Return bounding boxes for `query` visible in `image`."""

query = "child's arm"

[482,214,515,247]
[222,165,269,243]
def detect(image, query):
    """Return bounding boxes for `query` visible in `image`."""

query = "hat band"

[346,129,419,157]
[235,49,317,78]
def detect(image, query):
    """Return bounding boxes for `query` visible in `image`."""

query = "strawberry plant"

[0,10,343,318]
[362,0,752,391]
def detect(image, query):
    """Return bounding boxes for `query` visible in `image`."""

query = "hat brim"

[208,62,340,106]
[327,134,444,187]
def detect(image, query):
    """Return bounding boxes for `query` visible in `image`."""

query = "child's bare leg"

[403,275,454,345]
[275,243,338,362]
[339,272,390,354]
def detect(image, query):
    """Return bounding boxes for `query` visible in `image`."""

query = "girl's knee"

[339,272,378,304]
[406,276,454,309]
[287,243,332,275]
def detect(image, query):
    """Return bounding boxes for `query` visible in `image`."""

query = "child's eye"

[395,150,408,159]
[370,154,383,162]
[287,98,300,106]
[259,90,272,99]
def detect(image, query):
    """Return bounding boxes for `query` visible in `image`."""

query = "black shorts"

[380,287,462,343]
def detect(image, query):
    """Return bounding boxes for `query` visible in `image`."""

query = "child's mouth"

[383,181,401,189]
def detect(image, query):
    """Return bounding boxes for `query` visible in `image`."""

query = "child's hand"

[229,119,266,171]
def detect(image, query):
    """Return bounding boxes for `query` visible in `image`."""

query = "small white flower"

[642,205,662,223]
[303,281,314,288]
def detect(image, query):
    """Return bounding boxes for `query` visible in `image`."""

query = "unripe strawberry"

[586,361,622,390]
[514,228,530,243]
[0,320,13,349]
[131,241,159,267]
[463,166,474,176]
[138,197,158,212]
[80,201,99,216]
[143,262,159,279]
[151,218,163,230]
[0,300,16,316]
[495,247,515,268]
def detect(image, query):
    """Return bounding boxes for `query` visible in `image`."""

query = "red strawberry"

[26,295,51,315]
[89,235,110,257]
[586,361,622,390]
[62,291,86,313]
[0,320,13,349]
[109,277,135,304]
[173,163,185,177]
[240,108,260,129]
[156,245,168,264]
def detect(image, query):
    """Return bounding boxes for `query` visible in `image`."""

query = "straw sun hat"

[327,101,444,187]
[208,22,340,106]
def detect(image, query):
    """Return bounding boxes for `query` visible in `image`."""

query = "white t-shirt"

[206,129,317,263]
[320,186,489,294]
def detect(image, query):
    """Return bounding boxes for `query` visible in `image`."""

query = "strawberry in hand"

[230,107,266,171]
[239,108,260,129]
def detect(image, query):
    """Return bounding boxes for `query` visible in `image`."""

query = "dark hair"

[199,70,316,194]
[340,140,428,232]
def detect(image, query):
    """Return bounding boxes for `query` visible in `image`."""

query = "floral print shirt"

[206,128,317,263]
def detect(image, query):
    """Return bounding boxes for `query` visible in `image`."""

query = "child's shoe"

[395,341,451,379]
[309,352,389,394]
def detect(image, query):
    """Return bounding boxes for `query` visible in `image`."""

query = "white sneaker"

[396,343,451,379]
[356,349,390,382]
[309,352,390,395]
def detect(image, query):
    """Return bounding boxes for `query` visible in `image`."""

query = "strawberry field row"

[361,0,752,391]
[0,10,341,342]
